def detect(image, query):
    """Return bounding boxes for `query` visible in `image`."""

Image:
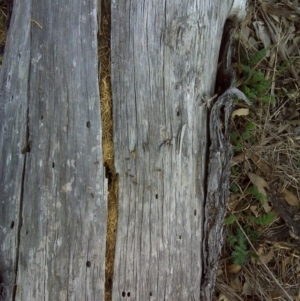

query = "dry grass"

[216,1,300,300]
[98,2,118,301]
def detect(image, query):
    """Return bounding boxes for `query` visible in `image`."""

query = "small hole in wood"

[10,221,14,229]
[127,292,130,297]
[122,291,126,297]
[41,115,43,120]
[104,163,112,186]
[194,209,197,216]
[177,110,180,117]
[179,235,181,239]
[86,121,91,128]
[52,162,55,168]
[26,230,29,235]
[86,261,91,268]
[155,194,158,199]
[150,292,153,296]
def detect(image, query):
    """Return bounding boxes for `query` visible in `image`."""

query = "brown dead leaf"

[247,172,269,190]
[247,172,271,212]
[251,247,274,265]
[228,194,240,211]
[231,108,249,118]
[271,291,284,299]
[250,205,259,217]
[250,154,271,174]
[231,152,248,166]
[281,188,299,206]
[226,264,241,274]
[242,277,255,296]
[281,256,292,283]
[219,294,230,301]
[243,160,251,173]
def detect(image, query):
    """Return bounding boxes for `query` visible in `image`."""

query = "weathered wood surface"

[0,0,107,300]
[111,1,245,300]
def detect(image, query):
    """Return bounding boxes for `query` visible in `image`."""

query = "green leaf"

[225,214,237,225]
[241,129,250,140]
[259,94,276,104]
[227,233,237,246]
[249,48,268,66]
[246,185,266,203]
[246,122,256,131]
[229,184,239,193]
[249,212,276,227]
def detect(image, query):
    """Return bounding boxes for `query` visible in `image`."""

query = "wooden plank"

[0,0,107,300]
[111,1,240,300]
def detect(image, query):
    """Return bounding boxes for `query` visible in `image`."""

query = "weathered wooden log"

[0,0,248,299]
[111,0,246,300]
[0,0,107,300]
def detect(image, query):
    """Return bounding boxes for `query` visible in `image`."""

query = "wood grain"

[111,1,235,300]
[0,0,107,300]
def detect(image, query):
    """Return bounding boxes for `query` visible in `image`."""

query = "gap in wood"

[98,1,118,301]
[0,1,10,61]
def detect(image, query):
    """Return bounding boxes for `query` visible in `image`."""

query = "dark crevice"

[12,148,26,301]
[104,163,113,186]
[13,104,30,300]
[12,12,32,296]
[98,0,118,300]
[0,0,14,55]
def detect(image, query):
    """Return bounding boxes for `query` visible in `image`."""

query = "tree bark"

[0,1,107,300]
[111,1,246,300]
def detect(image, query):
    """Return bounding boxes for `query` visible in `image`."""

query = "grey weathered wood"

[111,1,245,300]
[0,1,107,300]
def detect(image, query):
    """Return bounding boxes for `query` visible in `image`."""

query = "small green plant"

[246,184,266,204]
[249,48,269,66]
[225,214,236,225]
[248,212,276,227]
[229,183,239,193]
[231,122,256,152]
[225,209,275,266]
[243,224,260,243]
[235,47,276,104]
[227,228,248,265]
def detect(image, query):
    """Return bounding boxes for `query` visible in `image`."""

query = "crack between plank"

[98,1,118,300]
[12,107,29,301]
